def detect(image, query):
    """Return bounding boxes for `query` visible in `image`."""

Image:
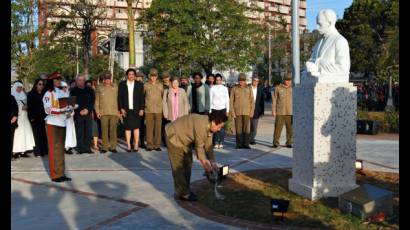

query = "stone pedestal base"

[289,81,359,200]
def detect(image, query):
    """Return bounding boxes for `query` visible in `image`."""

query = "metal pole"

[76,45,79,75]
[292,0,300,85]
[386,70,393,107]
[268,26,272,86]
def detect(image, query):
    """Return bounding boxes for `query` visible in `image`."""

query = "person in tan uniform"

[165,113,227,201]
[230,73,254,149]
[144,68,164,151]
[95,73,119,153]
[272,73,293,148]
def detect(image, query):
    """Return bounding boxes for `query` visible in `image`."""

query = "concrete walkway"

[11,105,399,230]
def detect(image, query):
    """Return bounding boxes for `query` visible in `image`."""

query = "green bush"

[357,110,399,133]
[384,109,399,133]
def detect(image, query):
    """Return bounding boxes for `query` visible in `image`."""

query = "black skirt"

[123,109,141,130]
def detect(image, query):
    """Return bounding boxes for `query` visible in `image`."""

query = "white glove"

[306,61,320,77]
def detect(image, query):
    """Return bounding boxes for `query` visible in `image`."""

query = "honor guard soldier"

[43,72,73,182]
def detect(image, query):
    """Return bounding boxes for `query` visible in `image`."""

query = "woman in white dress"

[60,81,77,154]
[11,82,35,158]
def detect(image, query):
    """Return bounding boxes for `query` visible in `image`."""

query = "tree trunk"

[127,0,135,68]
[202,63,213,76]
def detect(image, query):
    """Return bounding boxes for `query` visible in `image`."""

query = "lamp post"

[268,25,272,86]
[291,0,300,85]
[385,64,398,110]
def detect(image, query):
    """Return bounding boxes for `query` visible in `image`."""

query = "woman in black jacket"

[118,68,145,152]
[11,95,18,160]
[27,79,48,157]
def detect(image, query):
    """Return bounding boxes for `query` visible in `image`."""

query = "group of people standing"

[11,67,293,186]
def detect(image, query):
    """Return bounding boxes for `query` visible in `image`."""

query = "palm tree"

[127,0,140,68]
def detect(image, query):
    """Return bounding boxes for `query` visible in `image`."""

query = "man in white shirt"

[250,76,265,145]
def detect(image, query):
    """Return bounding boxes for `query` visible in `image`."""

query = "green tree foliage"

[16,40,124,84]
[51,0,107,75]
[337,0,399,79]
[138,0,266,75]
[11,0,37,63]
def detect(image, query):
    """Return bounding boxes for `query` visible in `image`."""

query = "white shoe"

[219,144,223,149]
[214,145,219,149]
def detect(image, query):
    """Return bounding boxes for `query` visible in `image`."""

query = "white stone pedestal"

[289,80,359,200]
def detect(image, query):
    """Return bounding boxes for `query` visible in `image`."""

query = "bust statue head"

[316,9,337,36]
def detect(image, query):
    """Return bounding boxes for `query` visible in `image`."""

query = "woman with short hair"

[210,74,229,149]
[163,76,190,122]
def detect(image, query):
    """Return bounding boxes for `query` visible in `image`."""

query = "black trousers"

[11,127,16,159]
[30,119,48,156]
[75,114,92,151]
[140,115,146,147]
[162,118,170,147]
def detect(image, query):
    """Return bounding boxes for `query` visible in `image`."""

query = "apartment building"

[38,0,307,70]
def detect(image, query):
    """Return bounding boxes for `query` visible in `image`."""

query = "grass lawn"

[197,169,399,229]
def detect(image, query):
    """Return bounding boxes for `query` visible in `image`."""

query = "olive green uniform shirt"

[165,114,214,161]
[144,81,164,113]
[272,84,292,115]
[229,85,255,117]
[95,84,118,116]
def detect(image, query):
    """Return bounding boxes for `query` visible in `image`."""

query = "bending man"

[165,113,227,201]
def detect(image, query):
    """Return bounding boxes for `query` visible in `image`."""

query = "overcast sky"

[306,0,353,31]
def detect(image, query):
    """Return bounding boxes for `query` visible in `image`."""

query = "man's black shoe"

[146,148,153,151]
[249,141,256,145]
[110,149,117,153]
[272,144,279,148]
[189,192,198,200]
[65,149,74,154]
[243,146,251,149]
[286,144,293,148]
[101,150,107,153]
[236,146,242,149]
[61,176,72,181]
[21,153,30,158]
[52,177,65,183]
[155,148,162,151]
[178,194,198,202]
[140,144,146,149]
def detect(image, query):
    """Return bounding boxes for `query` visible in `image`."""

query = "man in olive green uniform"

[95,73,119,153]
[230,73,254,149]
[165,113,227,201]
[144,69,164,151]
[135,72,146,149]
[272,73,293,148]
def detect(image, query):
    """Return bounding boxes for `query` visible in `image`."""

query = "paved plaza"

[11,103,399,230]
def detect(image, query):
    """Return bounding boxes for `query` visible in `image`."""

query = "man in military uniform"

[95,73,119,153]
[135,72,146,149]
[144,69,164,151]
[272,73,293,148]
[230,73,254,149]
[165,113,227,201]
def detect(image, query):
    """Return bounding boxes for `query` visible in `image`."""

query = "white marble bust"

[303,9,350,83]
